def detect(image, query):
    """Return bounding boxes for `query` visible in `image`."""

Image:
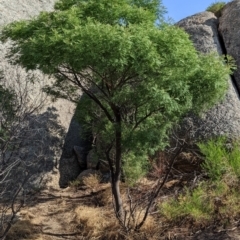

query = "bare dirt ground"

[6,171,87,240]
[5,165,240,240]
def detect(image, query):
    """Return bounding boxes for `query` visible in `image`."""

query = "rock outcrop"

[59,94,94,188]
[219,0,240,91]
[0,0,56,26]
[177,11,240,140]
[178,12,223,54]
[0,0,76,189]
[0,0,94,189]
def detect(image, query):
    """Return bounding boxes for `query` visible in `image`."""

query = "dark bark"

[111,108,124,221]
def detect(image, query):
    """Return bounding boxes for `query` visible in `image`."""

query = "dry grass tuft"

[74,205,109,228]
[98,185,113,206]
[73,205,119,238]
[139,213,157,235]
[137,177,156,187]
[6,219,40,240]
[72,205,158,239]
[126,209,158,234]
[82,173,101,190]
[69,172,102,191]
[98,182,130,206]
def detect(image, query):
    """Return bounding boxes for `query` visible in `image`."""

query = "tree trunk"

[112,109,124,221]
[112,177,123,219]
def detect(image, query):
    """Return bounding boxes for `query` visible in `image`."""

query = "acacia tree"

[1,0,232,228]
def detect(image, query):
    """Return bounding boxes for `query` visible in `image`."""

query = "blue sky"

[162,0,231,22]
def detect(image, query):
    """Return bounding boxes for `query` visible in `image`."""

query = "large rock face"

[178,12,223,54]
[0,0,56,26]
[177,11,240,140]
[0,0,95,189]
[0,0,76,189]
[219,0,240,90]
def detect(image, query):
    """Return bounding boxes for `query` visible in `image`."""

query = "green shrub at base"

[160,183,213,223]
[159,137,240,225]
[198,137,240,180]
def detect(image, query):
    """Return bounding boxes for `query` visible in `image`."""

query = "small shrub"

[198,137,230,181]
[227,141,240,178]
[148,151,167,179]
[123,152,150,186]
[206,1,226,17]
[198,137,240,181]
[160,137,240,226]
[160,183,213,223]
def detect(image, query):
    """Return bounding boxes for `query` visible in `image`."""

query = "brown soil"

[6,153,240,240]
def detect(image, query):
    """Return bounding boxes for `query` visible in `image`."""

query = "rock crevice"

[217,15,240,97]
[177,11,240,140]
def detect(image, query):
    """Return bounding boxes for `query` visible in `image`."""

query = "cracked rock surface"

[177,11,240,140]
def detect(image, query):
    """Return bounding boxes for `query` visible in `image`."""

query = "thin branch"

[136,145,183,230]
[57,69,114,123]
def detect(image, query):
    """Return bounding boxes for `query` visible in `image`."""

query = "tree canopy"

[0,0,232,227]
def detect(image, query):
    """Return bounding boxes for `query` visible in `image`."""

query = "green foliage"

[69,179,81,191]
[160,177,240,225]
[198,137,229,180]
[122,152,149,185]
[228,142,240,177]
[206,1,226,17]
[189,54,235,113]
[160,137,240,225]
[198,137,240,180]
[161,183,213,222]
[0,0,232,184]
[54,0,166,23]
